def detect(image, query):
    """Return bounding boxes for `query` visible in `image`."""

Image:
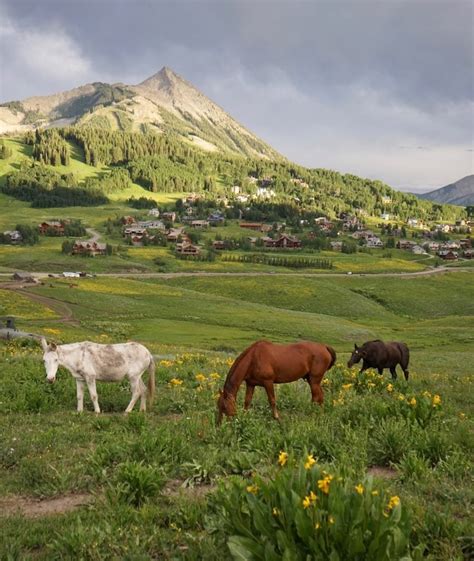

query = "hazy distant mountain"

[419,175,474,206]
[0,67,281,159]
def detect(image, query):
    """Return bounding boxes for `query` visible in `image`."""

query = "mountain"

[419,175,474,206]
[0,67,280,159]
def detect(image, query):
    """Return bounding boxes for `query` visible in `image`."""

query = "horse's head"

[41,338,59,383]
[347,343,366,368]
[216,389,236,425]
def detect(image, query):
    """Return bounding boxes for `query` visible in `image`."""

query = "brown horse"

[347,340,410,380]
[217,340,336,424]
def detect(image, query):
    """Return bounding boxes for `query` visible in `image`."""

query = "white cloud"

[0,10,93,99]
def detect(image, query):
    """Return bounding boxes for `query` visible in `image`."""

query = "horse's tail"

[326,345,337,370]
[398,343,410,369]
[146,354,156,408]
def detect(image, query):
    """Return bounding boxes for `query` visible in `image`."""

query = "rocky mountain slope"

[419,175,474,206]
[0,67,280,159]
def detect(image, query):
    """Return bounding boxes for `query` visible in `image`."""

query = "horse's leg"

[86,379,100,414]
[378,368,383,376]
[244,383,255,410]
[390,366,397,380]
[402,367,409,381]
[263,381,279,420]
[125,378,142,414]
[76,379,85,412]
[138,379,147,412]
[309,381,324,405]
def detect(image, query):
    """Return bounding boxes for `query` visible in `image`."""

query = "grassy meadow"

[0,272,473,560]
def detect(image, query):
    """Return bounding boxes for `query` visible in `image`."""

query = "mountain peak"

[138,66,187,91]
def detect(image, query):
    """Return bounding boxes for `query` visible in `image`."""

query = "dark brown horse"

[347,340,410,380]
[217,340,336,424]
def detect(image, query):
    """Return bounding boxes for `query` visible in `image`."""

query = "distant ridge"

[419,175,474,206]
[0,66,281,159]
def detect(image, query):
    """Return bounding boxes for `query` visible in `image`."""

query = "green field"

[0,272,473,559]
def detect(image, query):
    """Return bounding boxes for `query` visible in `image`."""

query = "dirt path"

[0,493,93,518]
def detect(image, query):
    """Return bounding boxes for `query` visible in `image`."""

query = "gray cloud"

[0,0,472,190]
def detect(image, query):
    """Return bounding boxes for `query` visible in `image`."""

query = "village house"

[137,220,165,230]
[352,230,375,240]
[411,245,426,255]
[176,242,201,255]
[255,187,276,198]
[434,224,452,233]
[240,222,266,232]
[236,194,249,203]
[72,241,107,256]
[423,241,440,252]
[460,238,472,249]
[381,196,392,204]
[440,241,460,251]
[162,212,176,222]
[262,234,302,249]
[38,220,68,235]
[437,250,458,260]
[190,220,209,229]
[121,216,136,225]
[208,213,225,226]
[366,237,384,248]
[148,208,160,217]
[330,241,343,251]
[166,227,186,242]
[212,240,226,250]
[3,230,22,244]
[463,249,473,259]
[184,194,200,205]
[397,240,416,250]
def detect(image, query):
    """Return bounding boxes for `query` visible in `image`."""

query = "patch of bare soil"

[367,466,398,479]
[0,493,94,518]
[162,479,215,499]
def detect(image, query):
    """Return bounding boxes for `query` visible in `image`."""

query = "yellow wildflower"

[317,475,333,495]
[315,522,321,530]
[169,378,183,386]
[304,454,316,469]
[342,383,353,390]
[371,490,379,496]
[398,394,405,401]
[329,515,335,524]
[432,394,441,407]
[459,412,466,420]
[302,491,317,509]
[195,373,207,383]
[272,507,280,516]
[386,384,394,392]
[355,484,364,495]
[367,382,376,388]
[210,372,221,380]
[409,397,417,406]
[278,451,288,467]
[246,484,259,494]
[384,495,400,516]
[422,391,432,398]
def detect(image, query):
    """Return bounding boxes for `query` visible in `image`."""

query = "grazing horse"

[217,340,336,424]
[347,340,410,380]
[41,339,155,413]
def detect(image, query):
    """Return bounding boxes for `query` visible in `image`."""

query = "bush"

[212,456,423,560]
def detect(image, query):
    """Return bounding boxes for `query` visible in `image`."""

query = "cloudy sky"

[0,0,472,192]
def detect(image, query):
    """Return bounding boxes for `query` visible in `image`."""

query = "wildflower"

[315,522,321,530]
[302,491,317,509]
[226,358,234,366]
[432,394,441,407]
[195,373,207,383]
[329,515,335,524]
[459,412,466,420]
[355,483,364,495]
[210,372,221,380]
[422,390,432,398]
[304,454,316,469]
[409,397,417,406]
[246,484,259,494]
[367,382,376,388]
[398,394,405,401]
[169,378,183,387]
[317,475,333,495]
[371,490,379,496]
[160,360,173,368]
[384,495,400,516]
[272,507,280,516]
[342,383,353,390]
[278,451,288,467]
[386,384,394,392]
[322,378,331,386]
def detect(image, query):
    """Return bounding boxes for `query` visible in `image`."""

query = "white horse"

[41,339,155,413]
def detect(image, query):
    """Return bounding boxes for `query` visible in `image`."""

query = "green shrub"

[110,461,163,507]
[212,455,423,560]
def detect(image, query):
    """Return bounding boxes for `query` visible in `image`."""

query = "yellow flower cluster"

[168,378,183,387]
[341,383,353,390]
[354,483,364,495]
[384,495,400,517]
[278,451,288,467]
[386,384,394,392]
[246,484,259,494]
[195,373,207,383]
[432,394,441,407]
[160,360,174,368]
[302,491,317,509]
[304,454,316,470]
[317,474,333,495]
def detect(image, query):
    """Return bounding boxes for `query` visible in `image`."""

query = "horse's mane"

[223,341,261,393]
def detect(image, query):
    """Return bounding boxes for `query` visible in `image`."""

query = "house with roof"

[38,220,68,235]
[263,234,302,249]
[330,241,343,251]
[190,220,209,229]
[176,242,201,255]
[437,250,458,260]
[208,213,225,226]
[366,237,384,248]
[72,241,107,256]
[162,212,176,222]
[3,230,22,244]
[148,208,160,217]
